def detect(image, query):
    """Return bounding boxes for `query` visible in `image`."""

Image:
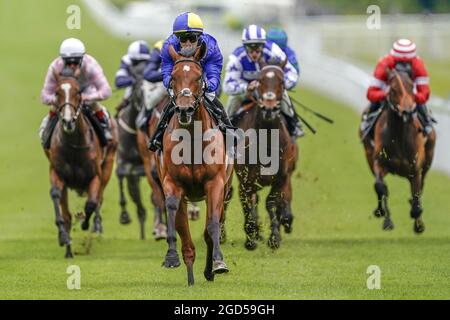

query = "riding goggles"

[63,56,83,66]
[245,43,264,52]
[177,32,200,43]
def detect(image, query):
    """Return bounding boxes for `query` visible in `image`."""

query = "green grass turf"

[0,0,449,299]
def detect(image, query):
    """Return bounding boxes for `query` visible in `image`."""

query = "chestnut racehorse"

[149,44,233,286]
[232,61,298,250]
[360,69,436,233]
[45,70,117,258]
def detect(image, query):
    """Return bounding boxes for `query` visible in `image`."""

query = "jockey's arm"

[115,62,134,89]
[223,55,247,95]
[202,43,223,93]
[82,59,112,102]
[41,63,58,106]
[143,49,163,83]
[160,40,175,89]
[367,59,389,102]
[283,60,299,91]
[412,58,430,104]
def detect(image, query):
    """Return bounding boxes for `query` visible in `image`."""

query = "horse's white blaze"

[63,105,72,122]
[183,65,190,72]
[266,71,275,78]
[60,83,72,122]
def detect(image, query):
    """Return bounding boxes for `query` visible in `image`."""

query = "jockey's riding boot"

[137,108,153,132]
[95,110,113,141]
[361,101,382,132]
[148,103,174,152]
[207,97,238,146]
[417,104,433,135]
[41,111,58,149]
[285,113,305,138]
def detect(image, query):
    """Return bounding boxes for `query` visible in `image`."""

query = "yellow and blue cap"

[173,12,204,34]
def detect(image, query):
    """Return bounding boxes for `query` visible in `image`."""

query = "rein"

[386,70,417,121]
[170,58,205,114]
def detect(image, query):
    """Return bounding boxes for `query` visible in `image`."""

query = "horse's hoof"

[245,239,257,251]
[92,222,103,234]
[119,211,131,225]
[373,208,385,218]
[212,260,229,274]
[65,246,74,259]
[163,251,181,268]
[267,233,281,250]
[283,224,293,234]
[414,219,425,234]
[204,269,215,281]
[81,220,89,231]
[382,218,394,231]
[58,230,70,247]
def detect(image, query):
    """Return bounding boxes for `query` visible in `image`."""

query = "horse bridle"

[257,65,285,113]
[56,84,83,122]
[169,58,206,114]
[386,70,417,122]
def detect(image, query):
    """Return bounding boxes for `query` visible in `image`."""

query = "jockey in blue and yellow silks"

[148,12,235,152]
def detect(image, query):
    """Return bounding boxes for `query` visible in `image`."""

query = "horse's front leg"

[175,200,196,286]
[238,184,259,250]
[49,169,71,257]
[81,176,101,231]
[266,185,282,250]
[126,175,147,240]
[205,177,228,276]
[60,187,73,258]
[410,172,425,233]
[278,175,294,234]
[117,174,131,225]
[162,175,181,268]
[373,160,394,230]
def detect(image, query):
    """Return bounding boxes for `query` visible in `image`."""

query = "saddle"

[42,106,108,149]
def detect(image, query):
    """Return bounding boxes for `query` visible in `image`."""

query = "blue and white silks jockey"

[223,25,304,137]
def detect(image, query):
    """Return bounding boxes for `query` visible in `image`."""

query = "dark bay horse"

[46,70,117,258]
[360,69,436,233]
[151,44,233,286]
[232,62,298,250]
[116,63,166,241]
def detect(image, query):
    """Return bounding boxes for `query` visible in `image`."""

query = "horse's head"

[129,63,145,111]
[386,69,416,122]
[256,58,286,121]
[53,68,82,133]
[168,43,206,126]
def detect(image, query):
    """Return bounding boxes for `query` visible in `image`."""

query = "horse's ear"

[169,45,181,62]
[280,57,288,69]
[194,41,207,61]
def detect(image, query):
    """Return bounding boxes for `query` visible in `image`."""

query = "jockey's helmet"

[242,25,266,45]
[60,38,85,66]
[128,40,151,62]
[390,39,417,61]
[153,40,164,51]
[173,12,204,35]
[267,27,288,48]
